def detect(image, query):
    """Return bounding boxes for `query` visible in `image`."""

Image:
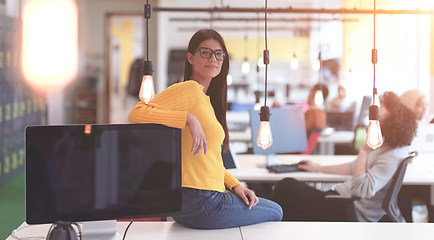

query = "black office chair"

[325,151,417,222]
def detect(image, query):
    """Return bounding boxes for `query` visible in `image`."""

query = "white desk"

[6,222,242,240]
[232,154,434,185]
[317,130,354,155]
[7,221,434,240]
[241,222,434,240]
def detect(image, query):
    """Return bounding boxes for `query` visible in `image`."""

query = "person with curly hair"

[269,91,418,222]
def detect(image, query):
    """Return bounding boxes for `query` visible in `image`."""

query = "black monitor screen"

[25,124,182,224]
[326,112,354,131]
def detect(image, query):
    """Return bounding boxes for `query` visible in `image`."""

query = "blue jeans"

[172,187,283,229]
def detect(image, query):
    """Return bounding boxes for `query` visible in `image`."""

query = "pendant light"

[314,16,324,107]
[366,0,383,149]
[138,0,155,104]
[290,25,299,70]
[241,35,250,74]
[254,15,261,111]
[256,0,272,150]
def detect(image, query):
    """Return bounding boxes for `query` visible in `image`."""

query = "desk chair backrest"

[302,128,322,155]
[353,125,367,153]
[382,151,417,222]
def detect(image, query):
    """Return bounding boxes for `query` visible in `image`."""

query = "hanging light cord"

[372,0,377,105]
[318,13,322,92]
[264,0,269,107]
[146,0,150,61]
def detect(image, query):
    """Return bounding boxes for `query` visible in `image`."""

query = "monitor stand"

[82,220,121,240]
[266,154,275,167]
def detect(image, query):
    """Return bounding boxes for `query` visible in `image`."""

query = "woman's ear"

[187,52,194,65]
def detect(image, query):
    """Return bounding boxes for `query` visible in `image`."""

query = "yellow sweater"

[128,80,240,192]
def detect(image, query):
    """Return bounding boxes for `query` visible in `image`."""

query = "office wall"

[342,0,432,115]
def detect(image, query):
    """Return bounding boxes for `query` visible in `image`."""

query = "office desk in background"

[232,154,434,185]
[7,221,434,240]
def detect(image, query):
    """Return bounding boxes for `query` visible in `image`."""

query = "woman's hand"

[297,160,321,172]
[186,113,208,156]
[359,142,375,154]
[233,184,259,210]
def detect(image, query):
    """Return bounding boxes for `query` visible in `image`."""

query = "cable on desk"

[122,219,134,240]
[10,225,46,240]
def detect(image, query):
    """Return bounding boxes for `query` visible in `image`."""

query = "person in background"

[398,89,434,222]
[327,84,356,113]
[399,89,432,123]
[270,91,417,222]
[304,83,329,135]
[129,29,282,229]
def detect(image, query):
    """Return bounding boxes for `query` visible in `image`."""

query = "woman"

[270,91,417,222]
[129,29,283,229]
[398,89,434,222]
[400,89,432,123]
[304,83,329,135]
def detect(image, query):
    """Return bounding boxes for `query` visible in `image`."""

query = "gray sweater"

[334,146,409,222]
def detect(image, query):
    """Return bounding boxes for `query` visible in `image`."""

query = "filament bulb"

[242,59,250,74]
[314,90,324,106]
[312,59,320,71]
[366,105,383,149]
[256,106,273,149]
[254,102,261,111]
[139,75,155,104]
[290,55,299,70]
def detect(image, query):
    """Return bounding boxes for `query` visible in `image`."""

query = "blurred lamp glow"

[290,55,299,70]
[22,0,78,89]
[257,57,265,68]
[241,59,250,74]
[227,74,233,86]
[312,59,320,71]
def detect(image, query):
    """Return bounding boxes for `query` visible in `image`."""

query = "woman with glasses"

[129,29,283,229]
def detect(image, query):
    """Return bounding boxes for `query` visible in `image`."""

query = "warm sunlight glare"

[22,0,78,89]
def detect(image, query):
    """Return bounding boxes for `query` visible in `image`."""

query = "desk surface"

[7,222,241,240]
[7,221,434,240]
[232,154,434,185]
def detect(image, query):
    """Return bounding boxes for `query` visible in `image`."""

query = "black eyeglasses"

[192,47,226,61]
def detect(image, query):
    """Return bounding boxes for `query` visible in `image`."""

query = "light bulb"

[365,105,383,149]
[366,120,383,149]
[257,121,273,149]
[242,59,250,74]
[139,75,155,104]
[312,59,320,71]
[256,106,273,149]
[227,74,233,86]
[257,57,265,68]
[290,55,299,70]
[314,90,324,106]
[254,102,261,111]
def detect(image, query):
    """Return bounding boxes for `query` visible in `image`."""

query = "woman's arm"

[298,160,351,175]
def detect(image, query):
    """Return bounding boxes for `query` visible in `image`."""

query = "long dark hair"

[184,29,230,151]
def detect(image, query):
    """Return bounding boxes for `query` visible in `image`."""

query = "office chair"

[352,125,367,153]
[325,151,417,222]
[302,128,322,155]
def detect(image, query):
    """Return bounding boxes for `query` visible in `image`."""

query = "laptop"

[221,145,240,172]
[409,124,434,153]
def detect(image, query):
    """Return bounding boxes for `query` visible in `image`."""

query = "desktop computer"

[249,106,308,167]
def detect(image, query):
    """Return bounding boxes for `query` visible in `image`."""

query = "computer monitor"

[356,96,372,127]
[25,124,182,238]
[221,145,239,173]
[249,106,308,166]
[326,112,354,131]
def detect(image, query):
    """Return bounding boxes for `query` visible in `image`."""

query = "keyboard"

[266,164,306,173]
